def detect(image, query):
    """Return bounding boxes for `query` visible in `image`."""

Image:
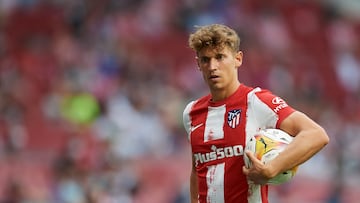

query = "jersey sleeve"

[252,88,295,129]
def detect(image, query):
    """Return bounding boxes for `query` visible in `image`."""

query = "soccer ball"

[244,128,298,185]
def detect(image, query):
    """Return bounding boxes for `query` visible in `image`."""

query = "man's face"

[197,46,243,92]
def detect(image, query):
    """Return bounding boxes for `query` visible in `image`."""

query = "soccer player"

[182,24,329,203]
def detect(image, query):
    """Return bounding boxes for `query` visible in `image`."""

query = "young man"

[182,24,329,203]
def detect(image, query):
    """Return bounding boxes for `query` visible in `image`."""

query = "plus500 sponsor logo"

[194,145,244,167]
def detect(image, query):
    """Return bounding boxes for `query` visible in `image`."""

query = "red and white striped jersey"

[183,84,295,203]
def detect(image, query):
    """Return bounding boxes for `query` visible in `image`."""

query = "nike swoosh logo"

[191,123,203,132]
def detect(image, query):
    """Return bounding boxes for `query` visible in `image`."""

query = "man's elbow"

[317,126,330,147]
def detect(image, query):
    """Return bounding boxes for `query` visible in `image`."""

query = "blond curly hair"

[188,24,240,54]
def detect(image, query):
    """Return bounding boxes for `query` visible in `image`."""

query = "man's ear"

[195,56,201,70]
[235,51,243,68]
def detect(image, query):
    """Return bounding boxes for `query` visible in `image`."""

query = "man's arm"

[190,156,198,203]
[243,111,329,184]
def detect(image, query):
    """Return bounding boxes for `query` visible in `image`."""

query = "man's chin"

[209,84,224,91]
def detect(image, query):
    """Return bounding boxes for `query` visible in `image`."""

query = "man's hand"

[242,150,274,185]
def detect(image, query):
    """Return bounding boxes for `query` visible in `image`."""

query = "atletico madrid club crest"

[227,109,241,128]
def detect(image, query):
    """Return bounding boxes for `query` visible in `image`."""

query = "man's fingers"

[244,151,269,185]
[242,166,249,175]
[245,150,259,163]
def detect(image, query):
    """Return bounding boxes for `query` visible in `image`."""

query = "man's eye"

[216,54,224,60]
[200,57,210,63]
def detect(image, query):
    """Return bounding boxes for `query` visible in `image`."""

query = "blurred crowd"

[0,0,359,202]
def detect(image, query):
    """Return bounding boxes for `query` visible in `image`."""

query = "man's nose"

[209,58,218,70]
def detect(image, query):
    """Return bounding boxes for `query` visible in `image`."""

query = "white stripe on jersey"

[206,163,225,203]
[204,105,226,142]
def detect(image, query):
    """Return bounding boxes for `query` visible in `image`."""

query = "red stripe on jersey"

[261,185,269,202]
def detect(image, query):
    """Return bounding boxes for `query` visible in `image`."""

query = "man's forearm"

[267,127,328,178]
